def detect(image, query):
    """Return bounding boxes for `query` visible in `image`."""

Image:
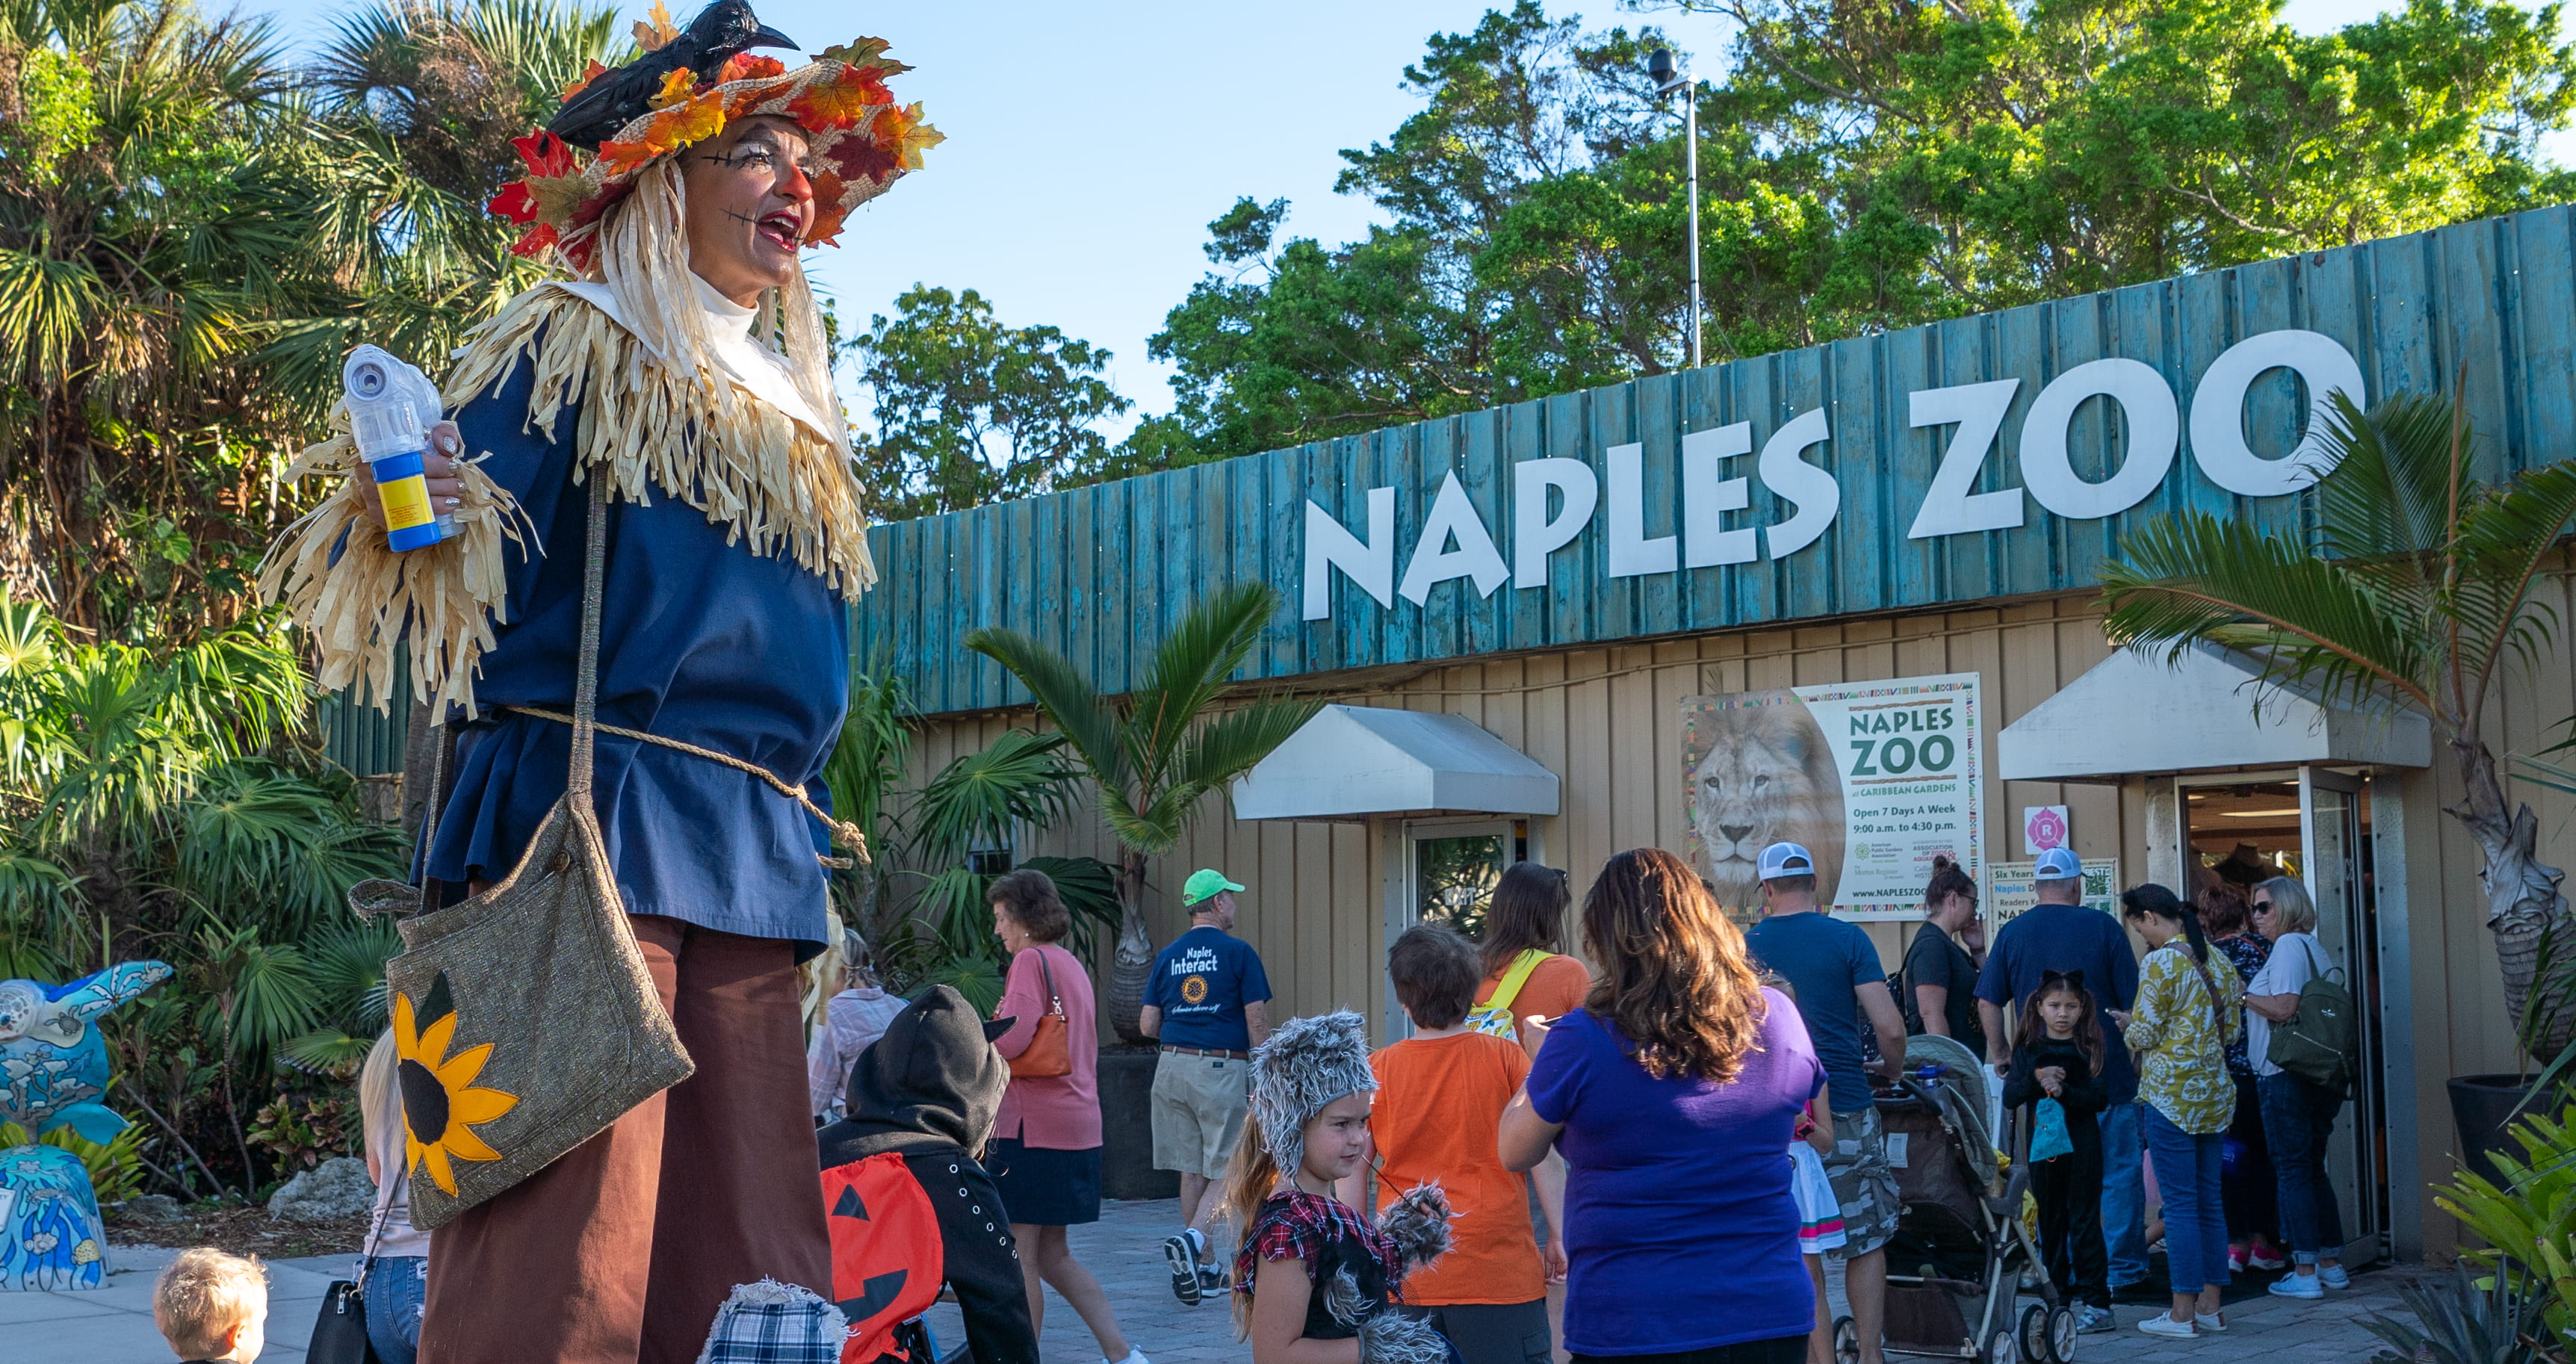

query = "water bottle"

[341,345,453,551]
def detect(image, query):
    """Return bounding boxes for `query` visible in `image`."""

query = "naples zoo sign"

[1301,328,2362,621]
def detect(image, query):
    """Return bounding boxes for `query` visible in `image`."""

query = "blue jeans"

[2144,1108,2231,1295]
[2258,1072,2348,1263]
[364,1255,428,1364]
[2098,1101,2149,1287]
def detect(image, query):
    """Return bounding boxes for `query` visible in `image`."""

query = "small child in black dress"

[2003,970,2114,1335]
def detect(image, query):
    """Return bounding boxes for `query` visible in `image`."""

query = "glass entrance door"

[1388,819,1535,1036]
[2300,768,2385,1266]
[2176,768,2385,1266]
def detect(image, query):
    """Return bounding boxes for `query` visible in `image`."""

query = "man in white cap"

[1974,846,2140,1332]
[1742,841,1906,1364]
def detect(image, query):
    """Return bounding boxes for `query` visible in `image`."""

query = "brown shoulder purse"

[377,474,695,1229]
[1004,949,1073,1079]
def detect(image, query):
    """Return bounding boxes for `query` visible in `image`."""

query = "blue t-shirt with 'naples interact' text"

[1147,925,1272,1052]
[1974,902,2142,1103]
[1526,992,1824,1356]
[1744,910,1887,1114]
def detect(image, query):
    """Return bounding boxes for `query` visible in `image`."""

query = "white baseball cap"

[2033,847,2083,881]
[1757,842,1816,881]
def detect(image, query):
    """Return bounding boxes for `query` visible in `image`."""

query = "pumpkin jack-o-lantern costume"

[818,987,1039,1364]
[258,4,941,1360]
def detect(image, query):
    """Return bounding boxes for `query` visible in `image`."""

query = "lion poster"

[1683,672,1984,922]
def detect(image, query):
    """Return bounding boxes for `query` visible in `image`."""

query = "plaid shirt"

[1233,1189,1405,1304]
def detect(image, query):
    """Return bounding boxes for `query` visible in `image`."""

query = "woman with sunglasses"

[2243,877,2351,1298]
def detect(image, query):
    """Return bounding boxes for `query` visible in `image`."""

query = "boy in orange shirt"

[1350,923,1567,1364]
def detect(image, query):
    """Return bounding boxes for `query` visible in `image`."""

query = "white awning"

[1230,705,1561,820]
[1997,642,2433,781]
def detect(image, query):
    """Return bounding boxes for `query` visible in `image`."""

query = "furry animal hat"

[1248,1010,1377,1174]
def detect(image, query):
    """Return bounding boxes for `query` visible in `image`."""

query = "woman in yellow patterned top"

[2111,883,2243,1342]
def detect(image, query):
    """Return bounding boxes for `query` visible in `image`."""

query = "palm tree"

[966,583,1322,1042]
[2099,390,2576,1050]
[0,0,337,638]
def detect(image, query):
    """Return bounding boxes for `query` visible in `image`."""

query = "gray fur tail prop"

[1321,1267,1453,1364]
[1377,1182,1455,1274]
[1248,1009,1377,1172]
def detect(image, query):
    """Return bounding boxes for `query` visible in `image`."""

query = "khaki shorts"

[1151,1050,1249,1179]
[1824,1102,1901,1259]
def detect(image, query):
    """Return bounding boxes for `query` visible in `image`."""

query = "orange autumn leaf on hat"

[788,63,890,131]
[631,0,678,52]
[805,199,849,247]
[715,52,787,84]
[648,66,697,110]
[879,102,945,171]
[558,58,609,103]
[643,87,726,152]
[595,134,658,176]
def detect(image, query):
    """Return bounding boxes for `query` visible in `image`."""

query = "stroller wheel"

[2016,1303,2068,1363]
[2044,1304,2078,1362]
[1833,1315,1860,1364]
[1982,1323,2020,1364]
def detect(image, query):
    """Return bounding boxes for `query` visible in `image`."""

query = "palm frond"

[908,729,1079,868]
[963,626,1132,797]
[1126,582,1280,787]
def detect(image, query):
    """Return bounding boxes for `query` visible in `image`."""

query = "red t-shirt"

[1368,1032,1541,1305]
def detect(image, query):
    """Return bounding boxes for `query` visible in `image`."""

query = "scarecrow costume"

[1236,1011,1459,1364]
[259,4,939,1360]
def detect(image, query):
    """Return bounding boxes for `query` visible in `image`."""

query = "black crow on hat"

[548,0,798,151]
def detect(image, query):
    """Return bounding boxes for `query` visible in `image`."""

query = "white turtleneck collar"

[539,276,833,441]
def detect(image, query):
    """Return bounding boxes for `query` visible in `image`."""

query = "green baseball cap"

[1182,869,1245,907]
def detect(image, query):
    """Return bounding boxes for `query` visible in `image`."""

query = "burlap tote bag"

[380,475,693,1230]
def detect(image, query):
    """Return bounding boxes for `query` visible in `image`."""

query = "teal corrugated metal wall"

[852,205,2576,717]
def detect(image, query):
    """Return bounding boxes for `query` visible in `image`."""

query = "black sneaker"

[1164,1232,1205,1306]
[1198,1265,1225,1298]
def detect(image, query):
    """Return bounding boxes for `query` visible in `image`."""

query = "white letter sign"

[1759,408,1839,559]
[2188,329,2366,497]
[1606,441,1678,578]
[1682,422,1758,568]
[1399,472,1511,605]
[1302,487,1396,621]
[1513,457,1597,587]
[2019,358,2177,520]
[1907,379,2024,539]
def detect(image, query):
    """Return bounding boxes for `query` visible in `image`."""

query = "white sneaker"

[2196,1312,2226,1333]
[1106,1351,1150,1364]
[2268,1273,2324,1299]
[2137,1314,2196,1339]
[2319,1263,2352,1289]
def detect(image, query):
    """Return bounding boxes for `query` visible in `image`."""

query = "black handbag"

[307,1277,378,1364]
[307,1181,391,1364]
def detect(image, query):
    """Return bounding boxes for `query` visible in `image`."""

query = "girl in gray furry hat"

[1225,1010,1458,1364]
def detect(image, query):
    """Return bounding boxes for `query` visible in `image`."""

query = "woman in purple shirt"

[1501,848,1825,1364]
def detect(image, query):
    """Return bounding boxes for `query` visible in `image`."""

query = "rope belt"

[505,705,871,867]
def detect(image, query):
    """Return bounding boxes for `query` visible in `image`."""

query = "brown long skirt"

[418,914,832,1364]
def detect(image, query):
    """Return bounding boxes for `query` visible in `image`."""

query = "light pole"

[1648,47,1701,370]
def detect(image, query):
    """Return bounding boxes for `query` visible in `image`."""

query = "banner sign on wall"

[1682,672,1982,922]
[1987,858,2122,930]
[2023,805,2070,855]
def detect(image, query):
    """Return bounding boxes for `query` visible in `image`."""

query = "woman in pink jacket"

[990,868,1147,1364]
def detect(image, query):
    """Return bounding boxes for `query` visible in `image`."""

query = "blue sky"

[234,0,2557,433]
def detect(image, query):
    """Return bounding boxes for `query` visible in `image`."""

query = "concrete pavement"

[21,1200,2420,1363]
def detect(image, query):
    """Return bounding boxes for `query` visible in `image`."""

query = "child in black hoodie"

[818,985,1040,1364]
[2001,970,2114,1334]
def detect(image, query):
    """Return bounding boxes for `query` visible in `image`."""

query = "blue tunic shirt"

[418,348,846,954]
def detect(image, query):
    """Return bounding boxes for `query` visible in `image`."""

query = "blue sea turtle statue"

[0,961,171,1292]
[0,1144,107,1290]
[0,960,173,1142]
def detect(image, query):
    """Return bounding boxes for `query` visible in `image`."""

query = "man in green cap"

[1140,868,1272,1304]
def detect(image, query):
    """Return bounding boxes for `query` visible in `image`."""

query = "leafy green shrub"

[247,1094,358,1174]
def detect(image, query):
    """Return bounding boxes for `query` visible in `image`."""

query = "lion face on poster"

[1689,697,1845,914]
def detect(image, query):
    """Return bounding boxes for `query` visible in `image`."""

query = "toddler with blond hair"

[154,1247,268,1363]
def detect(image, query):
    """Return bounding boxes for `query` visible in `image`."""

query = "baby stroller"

[1834,1035,2078,1364]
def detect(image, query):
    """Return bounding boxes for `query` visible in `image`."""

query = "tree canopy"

[1132,0,2576,468]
